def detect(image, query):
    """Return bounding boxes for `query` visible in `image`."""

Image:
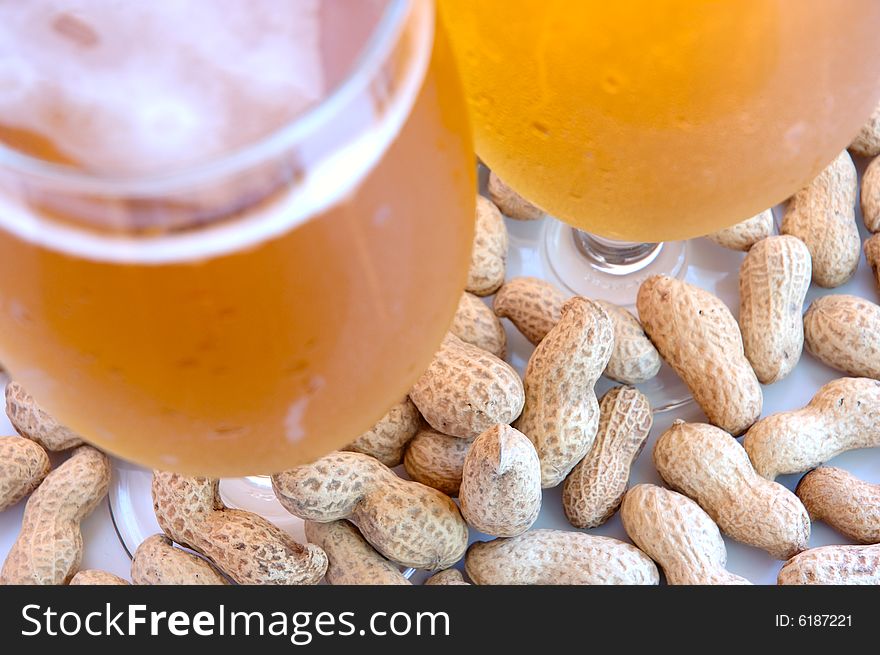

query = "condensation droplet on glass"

[9,299,31,325]
[373,205,391,227]
[701,168,718,187]
[738,111,759,135]
[210,425,247,440]
[673,115,692,130]
[0,59,33,104]
[784,121,807,153]
[601,71,625,95]
[472,92,496,112]
[285,397,309,443]
[52,13,100,48]
[89,424,117,443]
[307,375,326,394]
[531,121,550,138]
[823,95,836,115]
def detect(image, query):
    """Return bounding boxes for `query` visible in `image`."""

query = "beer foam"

[0,1,434,264]
[0,0,325,174]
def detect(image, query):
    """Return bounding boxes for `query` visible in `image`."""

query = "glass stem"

[572,230,663,275]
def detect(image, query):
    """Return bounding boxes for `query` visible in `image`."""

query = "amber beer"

[0,1,475,475]
[442,0,880,241]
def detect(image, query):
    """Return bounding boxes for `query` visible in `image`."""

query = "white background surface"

[1,157,879,584]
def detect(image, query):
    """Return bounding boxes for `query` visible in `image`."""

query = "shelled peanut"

[493,277,659,385]
[0,436,50,512]
[620,484,750,585]
[344,397,421,467]
[487,171,544,221]
[69,570,129,585]
[450,291,507,358]
[304,520,411,586]
[562,387,652,529]
[152,472,327,585]
[850,101,880,157]
[706,209,774,251]
[866,234,880,291]
[493,276,565,345]
[131,534,228,585]
[515,297,613,487]
[653,421,809,559]
[465,529,659,585]
[781,150,859,288]
[778,544,880,585]
[738,235,811,384]
[743,377,880,480]
[272,451,468,570]
[459,424,541,537]
[860,154,880,231]
[796,467,880,544]
[6,382,84,451]
[637,275,762,435]
[410,332,524,440]
[803,295,880,380]
[1,445,110,585]
[403,428,470,496]
[425,569,470,585]
[596,301,661,385]
[466,196,508,296]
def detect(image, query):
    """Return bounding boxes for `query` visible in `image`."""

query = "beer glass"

[0,1,474,477]
[443,0,880,304]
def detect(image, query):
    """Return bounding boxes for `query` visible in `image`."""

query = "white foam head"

[0,0,434,265]
[0,0,325,174]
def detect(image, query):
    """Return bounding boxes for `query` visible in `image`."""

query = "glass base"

[107,461,415,578]
[532,218,692,412]
[594,367,693,414]
[542,220,688,309]
[572,232,664,274]
[108,460,164,558]
[218,476,306,540]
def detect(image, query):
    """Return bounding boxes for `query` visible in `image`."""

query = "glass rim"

[0,0,411,195]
